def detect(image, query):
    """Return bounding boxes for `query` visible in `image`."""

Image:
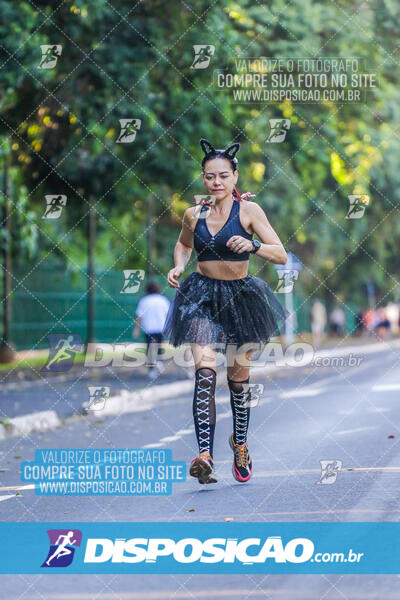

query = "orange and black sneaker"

[189,451,218,484]
[229,433,253,482]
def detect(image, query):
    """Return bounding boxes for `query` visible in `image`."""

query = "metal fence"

[1,264,358,351]
[9,266,174,350]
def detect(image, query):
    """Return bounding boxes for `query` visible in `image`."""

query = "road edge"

[1,338,399,440]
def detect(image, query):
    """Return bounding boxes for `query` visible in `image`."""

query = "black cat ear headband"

[199,138,256,202]
[200,138,240,164]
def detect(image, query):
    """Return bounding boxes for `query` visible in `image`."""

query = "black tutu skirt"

[163,271,290,349]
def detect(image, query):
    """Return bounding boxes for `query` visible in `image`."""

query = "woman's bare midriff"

[196,260,249,280]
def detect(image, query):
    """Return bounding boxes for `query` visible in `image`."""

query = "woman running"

[164,138,289,485]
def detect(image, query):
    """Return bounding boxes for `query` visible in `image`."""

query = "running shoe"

[189,451,218,484]
[229,433,252,482]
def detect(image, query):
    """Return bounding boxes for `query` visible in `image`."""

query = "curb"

[0,410,60,440]
[1,338,398,440]
[81,380,194,417]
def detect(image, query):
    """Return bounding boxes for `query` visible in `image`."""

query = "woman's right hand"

[167,266,184,288]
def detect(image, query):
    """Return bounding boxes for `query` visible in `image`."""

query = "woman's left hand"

[226,235,253,254]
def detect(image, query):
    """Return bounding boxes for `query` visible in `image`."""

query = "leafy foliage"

[1,0,400,313]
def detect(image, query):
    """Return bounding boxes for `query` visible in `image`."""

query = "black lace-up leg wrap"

[192,367,217,458]
[228,377,251,445]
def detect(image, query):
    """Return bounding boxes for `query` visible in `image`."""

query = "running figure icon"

[41,528,82,568]
[44,335,77,370]
[45,531,77,566]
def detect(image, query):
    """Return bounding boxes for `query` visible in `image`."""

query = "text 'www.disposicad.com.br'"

[37,480,168,494]
[20,449,186,495]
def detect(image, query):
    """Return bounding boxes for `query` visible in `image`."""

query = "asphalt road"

[0,360,190,419]
[1,340,400,597]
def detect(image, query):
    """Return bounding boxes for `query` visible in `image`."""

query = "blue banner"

[0,522,398,573]
[19,449,186,496]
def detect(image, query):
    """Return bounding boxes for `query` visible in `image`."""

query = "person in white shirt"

[311,299,327,347]
[133,281,171,379]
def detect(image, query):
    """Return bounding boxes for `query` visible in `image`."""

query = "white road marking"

[335,426,377,435]
[143,407,235,449]
[142,442,164,448]
[159,435,181,442]
[372,383,400,391]
[0,484,35,492]
[280,388,324,398]
[0,494,17,502]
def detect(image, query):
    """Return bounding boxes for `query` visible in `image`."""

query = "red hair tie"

[238,191,256,202]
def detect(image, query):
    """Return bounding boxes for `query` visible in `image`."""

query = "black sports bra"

[193,199,253,262]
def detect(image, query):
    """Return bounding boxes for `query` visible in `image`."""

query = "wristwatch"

[250,239,261,254]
